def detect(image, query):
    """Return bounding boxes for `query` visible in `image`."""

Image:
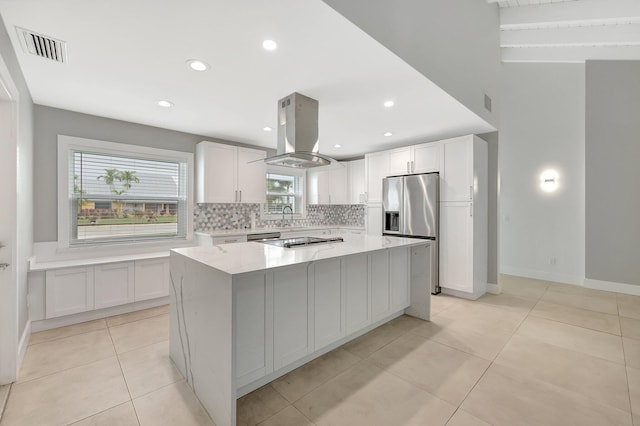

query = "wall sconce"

[540,169,559,192]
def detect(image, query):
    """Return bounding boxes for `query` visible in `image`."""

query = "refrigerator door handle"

[469,185,473,200]
[470,203,473,217]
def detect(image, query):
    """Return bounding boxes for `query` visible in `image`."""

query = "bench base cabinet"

[45,258,170,319]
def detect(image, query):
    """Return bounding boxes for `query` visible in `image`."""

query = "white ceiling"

[0,0,495,159]
[489,0,640,62]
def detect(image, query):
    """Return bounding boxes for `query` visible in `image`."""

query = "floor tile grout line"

[106,325,142,426]
[28,322,108,347]
[65,401,133,426]
[113,337,170,357]
[106,311,169,330]
[13,352,117,386]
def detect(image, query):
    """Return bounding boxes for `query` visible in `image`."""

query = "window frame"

[57,135,194,249]
[261,165,307,220]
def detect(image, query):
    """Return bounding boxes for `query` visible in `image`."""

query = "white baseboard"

[500,266,583,286]
[17,321,31,371]
[31,297,169,332]
[584,278,640,296]
[487,282,501,294]
[441,287,484,300]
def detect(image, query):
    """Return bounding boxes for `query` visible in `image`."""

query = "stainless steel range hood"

[262,92,337,168]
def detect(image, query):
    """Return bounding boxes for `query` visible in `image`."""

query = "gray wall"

[1,17,35,340]
[586,61,640,286]
[478,131,499,285]
[34,105,274,242]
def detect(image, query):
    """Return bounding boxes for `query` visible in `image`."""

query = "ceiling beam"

[501,23,640,47]
[500,0,640,29]
[501,45,640,62]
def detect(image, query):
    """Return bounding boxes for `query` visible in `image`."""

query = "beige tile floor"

[2,276,640,426]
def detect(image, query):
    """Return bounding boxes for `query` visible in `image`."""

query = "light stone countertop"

[171,234,431,276]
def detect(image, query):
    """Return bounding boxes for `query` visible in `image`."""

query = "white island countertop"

[171,234,431,275]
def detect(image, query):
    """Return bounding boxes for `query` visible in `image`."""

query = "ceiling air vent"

[16,27,67,63]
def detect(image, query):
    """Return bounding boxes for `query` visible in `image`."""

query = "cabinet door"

[348,159,365,204]
[273,264,312,369]
[390,247,409,311]
[370,250,390,321]
[196,142,237,203]
[412,143,440,173]
[45,267,94,318]
[237,147,267,203]
[312,259,343,349]
[388,147,411,175]
[328,165,349,204]
[212,235,248,245]
[441,137,473,202]
[94,262,135,309]
[439,202,473,292]
[366,204,383,236]
[134,258,170,301]
[365,152,389,203]
[307,169,330,204]
[343,254,369,334]
[235,272,273,387]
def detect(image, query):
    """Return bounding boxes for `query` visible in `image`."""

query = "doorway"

[0,55,19,385]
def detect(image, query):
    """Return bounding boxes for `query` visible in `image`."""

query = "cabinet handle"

[411,161,415,172]
[469,185,473,200]
[407,161,410,174]
[239,190,242,202]
[470,203,473,217]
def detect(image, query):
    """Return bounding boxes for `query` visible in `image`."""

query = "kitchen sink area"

[257,236,344,248]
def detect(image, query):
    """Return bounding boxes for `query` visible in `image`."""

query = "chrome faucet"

[282,205,294,226]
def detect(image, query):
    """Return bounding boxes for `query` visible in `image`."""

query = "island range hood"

[262,92,337,168]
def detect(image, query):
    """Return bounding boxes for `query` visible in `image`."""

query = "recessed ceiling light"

[384,132,393,137]
[263,126,273,132]
[384,100,395,108]
[186,59,210,71]
[333,144,342,148]
[262,39,278,51]
[156,100,174,108]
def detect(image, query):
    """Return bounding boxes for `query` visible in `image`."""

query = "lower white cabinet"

[440,202,473,293]
[370,250,390,322]
[390,247,410,311]
[94,262,135,309]
[45,257,171,319]
[273,264,312,370]
[135,258,170,302]
[45,267,94,318]
[343,254,369,334]
[235,272,273,388]
[366,204,383,236]
[311,258,343,349]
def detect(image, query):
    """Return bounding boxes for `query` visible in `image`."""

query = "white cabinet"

[235,272,273,387]
[388,147,411,175]
[311,259,343,349]
[412,142,440,174]
[439,135,488,299]
[45,267,94,318]
[212,235,247,245]
[390,247,410,311]
[343,254,369,334]
[348,159,366,204]
[366,204,383,236]
[370,250,390,322]
[196,141,266,204]
[134,258,170,302]
[307,163,349,204]
[94,262,135,309]
[365,152,389,203]
[273,264,312,369]
[441,136,474,202]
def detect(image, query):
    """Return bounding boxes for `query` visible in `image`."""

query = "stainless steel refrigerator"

[382,172,440,294]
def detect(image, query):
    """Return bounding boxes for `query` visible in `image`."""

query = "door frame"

[0,53,20,385]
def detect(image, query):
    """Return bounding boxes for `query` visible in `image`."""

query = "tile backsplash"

[195,203,365,232]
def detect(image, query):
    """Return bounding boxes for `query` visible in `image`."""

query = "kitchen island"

[169,234,434,426]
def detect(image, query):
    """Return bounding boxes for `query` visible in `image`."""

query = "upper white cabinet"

[439,135,488,299]
[196,141,266,204]
[348,159,366,204]
[365,151,389,204]
[307,163,349,205]
[441,136,474,202]
[388,147,411,175]
[412,142,440,174]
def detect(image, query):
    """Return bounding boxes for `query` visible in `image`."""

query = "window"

[264,166,305,216]
[58,135,193,247]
